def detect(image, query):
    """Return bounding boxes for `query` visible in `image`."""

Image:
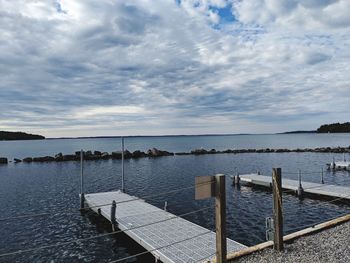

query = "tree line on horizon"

[316,122,350,133]
[0,131,45,141]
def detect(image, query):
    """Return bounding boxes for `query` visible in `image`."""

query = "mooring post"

[121,137,125,193]
[297,169,304,199]
[80,149,85,210]
[272,168,283,251]
[164,201,168,211]
[215,174,227,263]
[111,200,117,231]
[234,174,240,186]
[321,167,324,184]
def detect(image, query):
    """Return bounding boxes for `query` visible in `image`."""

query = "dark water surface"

[0,134,350,262]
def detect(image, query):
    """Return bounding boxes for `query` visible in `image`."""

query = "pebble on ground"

[233,221,349,263]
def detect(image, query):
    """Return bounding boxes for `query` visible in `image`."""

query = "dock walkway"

[236,174,350,200]
[84,191,246,263]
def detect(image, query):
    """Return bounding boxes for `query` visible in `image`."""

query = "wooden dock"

[84,191,246,263]
[235,174,350,200]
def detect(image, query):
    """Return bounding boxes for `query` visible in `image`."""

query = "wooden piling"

[234,175,240,186]
[121,137,125,193]
[80,149,85,210]
[272,168,283,251]
[111,200,117,231]
[297,169,304,199]
[215,174,227,263]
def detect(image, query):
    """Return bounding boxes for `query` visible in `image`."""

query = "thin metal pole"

[80,149,84,209]
[121,137,125,193]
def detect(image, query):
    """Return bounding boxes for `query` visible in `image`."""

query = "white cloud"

[233,0,350,30]
[0,0,349,137]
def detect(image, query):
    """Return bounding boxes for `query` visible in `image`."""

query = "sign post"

[195,174,227,263]
[272,168,283,251]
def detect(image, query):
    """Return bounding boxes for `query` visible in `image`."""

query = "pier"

[234,173,350,201]
[84,190,247,263]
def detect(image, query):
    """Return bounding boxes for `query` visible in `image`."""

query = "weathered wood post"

[215,174,227,263]
[121,137,125,193]
[233,174,240,186]
[164,201,168,211]
[321,167,324,184]
[195,174,227,263]
[272,168,283,251]
[297,169,304,199]
[111,200,117,231]
[80,149,85,210]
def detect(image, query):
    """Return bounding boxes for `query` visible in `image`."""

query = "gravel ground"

[233,221,350,263]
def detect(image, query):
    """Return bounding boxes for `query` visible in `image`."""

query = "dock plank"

[84,191,246,263]
[237,174,350,200]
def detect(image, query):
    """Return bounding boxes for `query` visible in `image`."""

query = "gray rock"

[132,150,146,158]
[0,157,8,164]
[147,148,173,157]
[112,150,132,159]
[101,152,110,159]
[111,151,122,159]
[14,158,22,163]
[175,152,191,155]
[33,156,55,162]
[62,154,77,161]
[23,157,33,162]
[191,149,208,155]
[94,151,102,156]
[55,153,63,158]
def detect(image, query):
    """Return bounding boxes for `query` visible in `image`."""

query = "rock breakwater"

[2,146,350,164]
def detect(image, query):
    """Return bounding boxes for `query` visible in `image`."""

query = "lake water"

[0,134,349,262]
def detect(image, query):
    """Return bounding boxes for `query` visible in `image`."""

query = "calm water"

[0,134,350,263]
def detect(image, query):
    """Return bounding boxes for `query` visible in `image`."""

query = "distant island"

[0,131,45,141]
[281,122,350,134]
[317,122,350,133]
[280,130,316,134]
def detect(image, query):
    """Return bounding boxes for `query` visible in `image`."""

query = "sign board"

[195,176,215,200]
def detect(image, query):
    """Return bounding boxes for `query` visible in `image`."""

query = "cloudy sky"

[0,0,349,137]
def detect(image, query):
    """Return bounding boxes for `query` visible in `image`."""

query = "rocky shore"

[0,146,349,164]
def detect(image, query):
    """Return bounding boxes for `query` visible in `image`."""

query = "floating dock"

[235,174,350,200]
[84,191,246,263]
[327,161,350,171]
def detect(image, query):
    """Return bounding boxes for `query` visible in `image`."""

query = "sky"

[0,0,349,137]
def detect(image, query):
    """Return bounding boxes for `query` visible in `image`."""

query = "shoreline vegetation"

[0,131,45,141]
[317,122,350,133]
[1,146,350,164]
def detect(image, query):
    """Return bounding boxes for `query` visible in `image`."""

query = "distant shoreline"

[47,131,349,140]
